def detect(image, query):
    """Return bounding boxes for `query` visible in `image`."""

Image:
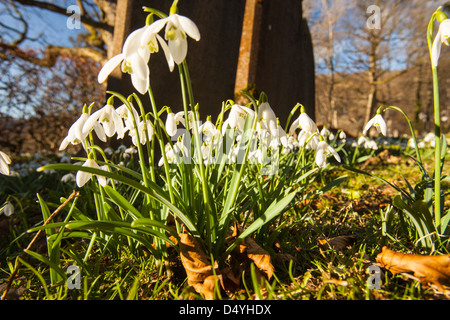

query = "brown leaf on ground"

[376,246,450,291]
[178,233,219,300]
[318,235,357,251]
[0,283,26,299]
[361,149,402,170]
[240,237,274,279]
[227,222,274,280]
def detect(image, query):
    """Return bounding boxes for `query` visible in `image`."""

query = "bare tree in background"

[342,0,412,130]
[0,0,112,154]
[303,0,349,129]
[0,0,115,65]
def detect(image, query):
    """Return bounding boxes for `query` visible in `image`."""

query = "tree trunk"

[364,83,377,128]
[105,0,316,126]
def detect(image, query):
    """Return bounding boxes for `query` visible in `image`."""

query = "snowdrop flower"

[423,132,435,144]
[116,104,140,132]
[363,113,387,136]
[104,147,114,156]
[159,144,175,166]
[222,104,255,133]
[298,130,319,150]
[129,120,154,146]
[257,102,278,133]
[165,112,178,137]
[0,151,11,175]
[125,147,137,155]
[83,104,125,139]
[76,158,107,188]
[289,112,319,135]
[320,126,331,138]
[358,135,368,146]
[431,19,450,68]
[115,145,127,154]
[139,27,174,71]
[98,27,150,94]
[144,13,200,65]
[59,113,93,151]
[61,173,76,183]
[267,125,288,150]
[276,125,289,149]
[315,141,341,168]
[199,120,219,143]
[158,139,188,166]
[0,202,14,217]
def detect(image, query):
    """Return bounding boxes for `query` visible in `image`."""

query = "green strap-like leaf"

[39,163,198,235]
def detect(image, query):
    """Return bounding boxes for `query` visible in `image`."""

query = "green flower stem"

[146,85,177,231]
[427,11,442,230]
[179,61,215,250]
[432,66,441,230]
[107,91,154,219]
[378,106,423,167]
[284,103,303,133]
[86,135,107,222]
[130,93,156,182]
[88,144,126,220]
[170,0,179,15]
[177,64,196,223]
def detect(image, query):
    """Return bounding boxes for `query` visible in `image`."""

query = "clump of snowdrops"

[20,0,344,291]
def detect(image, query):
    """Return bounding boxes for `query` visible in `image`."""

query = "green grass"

[1,147,449,300]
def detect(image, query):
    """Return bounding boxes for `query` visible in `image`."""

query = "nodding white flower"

[289,112,318,135]
[172,110,200,131]
[139,27,174,71]
[431,19,450,68]
[59,113,95,151]
[76,158,107,188]
[97,23,174,94]
[83,104,125,139]
[165,112,178,137]
[257,102,278,133]
[98,27,151,94]
[363,114,387,136]
[268,126,288,149]
[129,120,154,146]
[199,120,219,142]
[298,130,319,150]
[315,141,341,168]
[0,201,14,217]
[0,151,11,176]
[145,13,200,65]
[222,104,255,133]
[320,127,331,138]
[61,173,76,183]
[116,104,140,132]
[158,139,188,166]
[339,131,347,140]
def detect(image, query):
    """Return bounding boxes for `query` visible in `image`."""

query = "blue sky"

[0,1,86,49]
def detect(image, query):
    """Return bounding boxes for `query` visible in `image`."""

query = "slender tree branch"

[12,0,113,33]
[0,42,105,65]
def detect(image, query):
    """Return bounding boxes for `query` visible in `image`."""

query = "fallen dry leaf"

[376,246,450,291]
[318,235,357,251]
[178,233,219,300]
[239,237,274,280]
[227,222,274,280]
[0,283,26,299]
